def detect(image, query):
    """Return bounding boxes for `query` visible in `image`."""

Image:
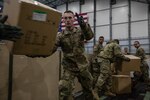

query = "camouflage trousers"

[140,61,149,82]
[59,68,93,100]
[95,59,112,92]
[91,62,100,87]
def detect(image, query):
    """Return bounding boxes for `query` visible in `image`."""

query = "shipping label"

[32,10,47,22]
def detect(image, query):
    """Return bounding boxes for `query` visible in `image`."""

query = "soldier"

[91,36,104,87]
[123,47,129,55]
[0,15,23,41]
[92,39,130,100]
[53,10,94,100]
[93,36,104,56]
[133,41,149,83]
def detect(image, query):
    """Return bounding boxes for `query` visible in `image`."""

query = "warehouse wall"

[56,0,150,54]
[0,42,59,100]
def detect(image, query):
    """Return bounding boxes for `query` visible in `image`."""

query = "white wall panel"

[120,40,129,45]
[96,26,110,41]
[81,0,93,12]
[85,42,93,47]
[112,0,128,7]
[119,40,129,48]
[131,21,148,38]
[57,4,66,13]
[131,2,148,21]
[96,10,109,25]
[96,0,109,10]
[131,39,149,45]
[139,39,149,44]
[88,12,94,26]
[112,7,128,23]
[68,1,80,13]
[112,24,128,39]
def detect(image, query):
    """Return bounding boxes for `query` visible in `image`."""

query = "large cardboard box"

[3,0,62,56]
[113,55,141,75]
[112,75,131,94]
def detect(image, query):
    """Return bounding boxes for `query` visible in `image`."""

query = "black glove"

[0,15,23,41]
[0,15,8,24]
[75,13,86,29]
[124,57,130,62]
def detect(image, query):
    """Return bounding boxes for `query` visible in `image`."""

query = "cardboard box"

[3,0,62,56]
[112,75,131,94]
[113,55,141,75]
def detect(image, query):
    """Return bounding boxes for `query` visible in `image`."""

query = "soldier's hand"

[79,16,86,28]
[0,15,23,41]
[124,57,130,62]
[75,13,86,29]
[0,23,23,41]
[0,15,8,24]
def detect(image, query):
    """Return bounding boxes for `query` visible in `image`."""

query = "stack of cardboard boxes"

[2,1,62,99]
[112,55,141,94]
[111,75,132,94]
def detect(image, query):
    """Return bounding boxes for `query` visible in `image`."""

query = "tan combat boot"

[92,88,100,100]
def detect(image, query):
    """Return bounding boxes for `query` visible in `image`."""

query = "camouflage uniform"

[135,47,149,82]
[94,40,129,95]
[91,44,103,87]
[54,24,94,100]
[93,44,103,56]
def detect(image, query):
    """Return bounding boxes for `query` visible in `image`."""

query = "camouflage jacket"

[98,41,126,62]
[135,47,146,61]
[93,43,103,56]
[91,44,103,63]
[54,24,93,60]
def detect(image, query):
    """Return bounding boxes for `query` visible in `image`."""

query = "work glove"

[75,13,86,29]
[0,15,23,41]
[124,57,130,62]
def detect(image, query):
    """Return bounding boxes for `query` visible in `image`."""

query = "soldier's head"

[124,47,129,54]
[134,41,140,48]
[98,36,104,44]
[63,10,75,29]
[113,39,119,44]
